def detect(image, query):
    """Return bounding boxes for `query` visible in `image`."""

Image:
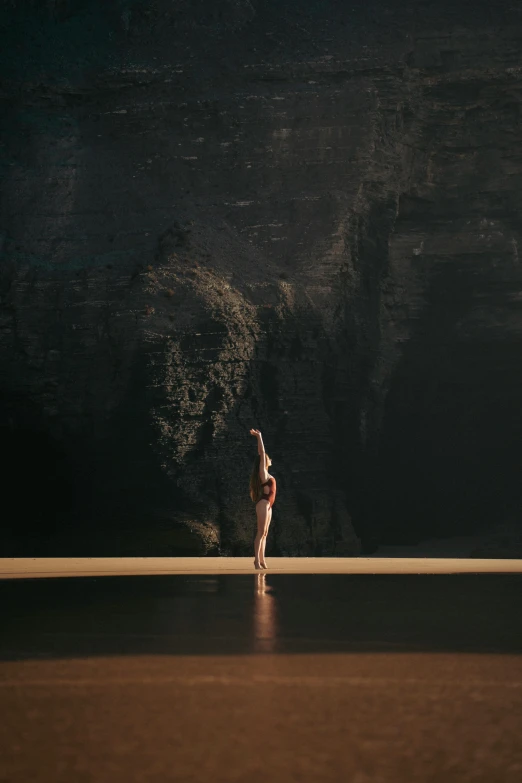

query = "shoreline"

[1,556,522,579]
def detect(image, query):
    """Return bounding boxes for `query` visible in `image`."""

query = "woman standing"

[249,428,277,569]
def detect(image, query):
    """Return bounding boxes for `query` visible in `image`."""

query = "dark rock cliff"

[2,0,522,554]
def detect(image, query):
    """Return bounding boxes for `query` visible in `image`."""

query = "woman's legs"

[254,500,270,568]
[260,506,272,567]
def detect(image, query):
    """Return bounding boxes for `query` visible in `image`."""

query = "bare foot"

[253,560,262,569]
[260,562,268,569]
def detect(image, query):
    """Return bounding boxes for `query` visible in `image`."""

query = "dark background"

[2,0,522,555]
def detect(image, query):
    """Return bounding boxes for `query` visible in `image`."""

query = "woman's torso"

[260,474,276,506]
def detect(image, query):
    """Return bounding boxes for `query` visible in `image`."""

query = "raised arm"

[249,428,269,482]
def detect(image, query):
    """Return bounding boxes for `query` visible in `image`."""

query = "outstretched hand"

[249,428,261,437]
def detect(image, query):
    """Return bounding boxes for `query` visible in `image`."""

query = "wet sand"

[2,555,522,578]
[1,561,521,782]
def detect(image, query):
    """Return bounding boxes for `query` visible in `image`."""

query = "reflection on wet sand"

[2,571,522,783]
[253,573,278,653]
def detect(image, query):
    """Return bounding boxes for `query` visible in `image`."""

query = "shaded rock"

[2,0,522,555]
[470,521,522,559]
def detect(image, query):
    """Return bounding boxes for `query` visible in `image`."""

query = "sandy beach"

[2,559,521,782]
[2,555,522,579]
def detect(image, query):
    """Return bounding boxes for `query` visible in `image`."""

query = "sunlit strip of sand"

[1,557,522,579]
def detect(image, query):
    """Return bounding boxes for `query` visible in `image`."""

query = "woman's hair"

[249,453,270,503]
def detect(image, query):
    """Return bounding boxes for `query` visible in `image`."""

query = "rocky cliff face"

[2,0,522,554]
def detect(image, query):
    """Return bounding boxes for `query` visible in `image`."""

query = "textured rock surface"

[2,0,522,554]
